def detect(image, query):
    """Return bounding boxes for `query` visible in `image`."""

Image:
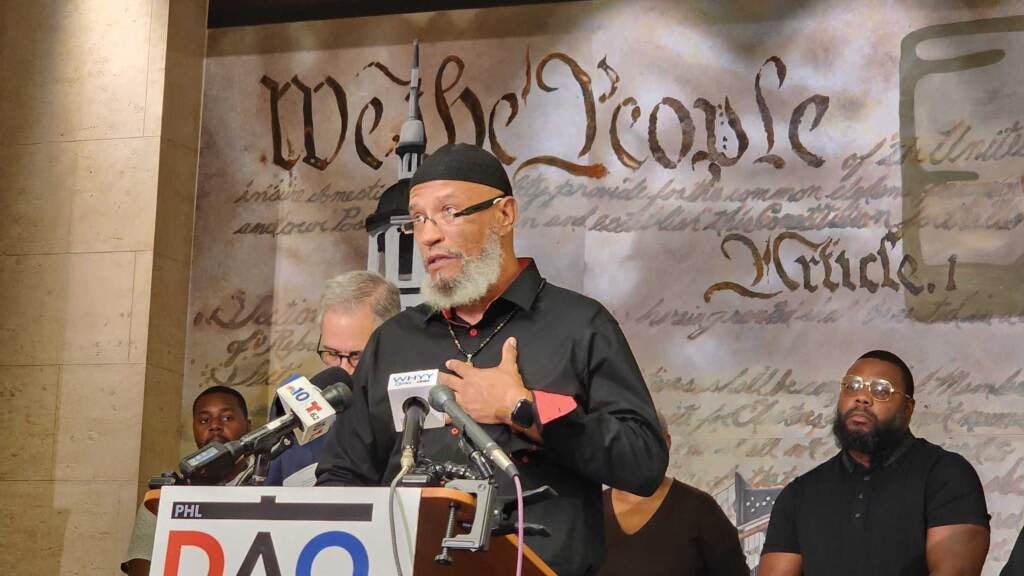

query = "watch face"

[512,399,535,428]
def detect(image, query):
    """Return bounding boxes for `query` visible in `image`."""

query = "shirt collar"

[424,258,543,325]
[841,431,917,472]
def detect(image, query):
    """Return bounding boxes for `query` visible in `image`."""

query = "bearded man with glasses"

[316,143,667,576]
[759,349,990,576]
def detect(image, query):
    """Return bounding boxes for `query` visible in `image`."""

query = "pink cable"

[513,474,525,576]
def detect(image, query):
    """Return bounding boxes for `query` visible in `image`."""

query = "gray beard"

[421,232,503,311]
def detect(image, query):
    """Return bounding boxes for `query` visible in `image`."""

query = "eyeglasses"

[399,195,506,235]
[317,336,361,368]
[840,375,912,402]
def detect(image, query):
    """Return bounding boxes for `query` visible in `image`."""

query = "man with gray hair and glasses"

[264,270,400,486]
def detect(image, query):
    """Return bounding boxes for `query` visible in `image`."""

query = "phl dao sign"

[151,487,420,576]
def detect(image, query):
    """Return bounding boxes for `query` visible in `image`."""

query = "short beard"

[832,407,908,465]
[421,231,503,311]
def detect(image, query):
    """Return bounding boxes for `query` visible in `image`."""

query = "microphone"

[255,367,350,482]
[428,384,519,479]
[310,366,354,393]
[276,371,349,445]
[180,372,352,484]
[387,369,447,459]
[400,398,427,469]
[241,379,351,453]
[179,441,240,485]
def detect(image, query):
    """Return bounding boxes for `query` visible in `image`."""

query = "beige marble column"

[0,0,207,573]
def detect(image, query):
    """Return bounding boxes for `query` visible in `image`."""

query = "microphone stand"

[423,432,558,564]
[419,428,502,561]
[397,418,556,563]
[249,436,291,486]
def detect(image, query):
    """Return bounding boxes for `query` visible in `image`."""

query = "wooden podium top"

[144,488,161,514]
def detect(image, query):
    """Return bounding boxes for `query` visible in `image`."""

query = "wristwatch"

[510,396,536,429]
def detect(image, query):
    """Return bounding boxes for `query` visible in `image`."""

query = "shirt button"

[854,512,862,518]
[864,475,871,481]
[857,493,864,499]
[469,328,478,336]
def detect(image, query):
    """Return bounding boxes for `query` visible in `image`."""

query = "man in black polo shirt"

[316,143,668,576]
[760,350,990,576]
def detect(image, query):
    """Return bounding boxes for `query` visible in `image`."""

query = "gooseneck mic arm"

[427,384,519,479]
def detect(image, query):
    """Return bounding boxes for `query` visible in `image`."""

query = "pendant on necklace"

[466,355,474,367]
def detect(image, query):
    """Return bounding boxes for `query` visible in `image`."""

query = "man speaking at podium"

[316,143,668,575]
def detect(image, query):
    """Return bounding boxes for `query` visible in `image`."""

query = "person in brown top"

[600,412,750,576]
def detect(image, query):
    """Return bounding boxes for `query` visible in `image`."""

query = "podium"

[145,486,556,576]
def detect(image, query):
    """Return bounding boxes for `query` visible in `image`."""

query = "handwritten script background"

[187,1,1024,571]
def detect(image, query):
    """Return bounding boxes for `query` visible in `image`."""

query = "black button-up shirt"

[763,435,989,576]
[316,260,668,576]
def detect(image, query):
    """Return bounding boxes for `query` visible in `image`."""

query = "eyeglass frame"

[399,194,507,235]
[839,374,913,402]
[316,335,361,368]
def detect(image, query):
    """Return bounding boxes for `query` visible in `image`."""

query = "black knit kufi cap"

[409,143,513,196]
